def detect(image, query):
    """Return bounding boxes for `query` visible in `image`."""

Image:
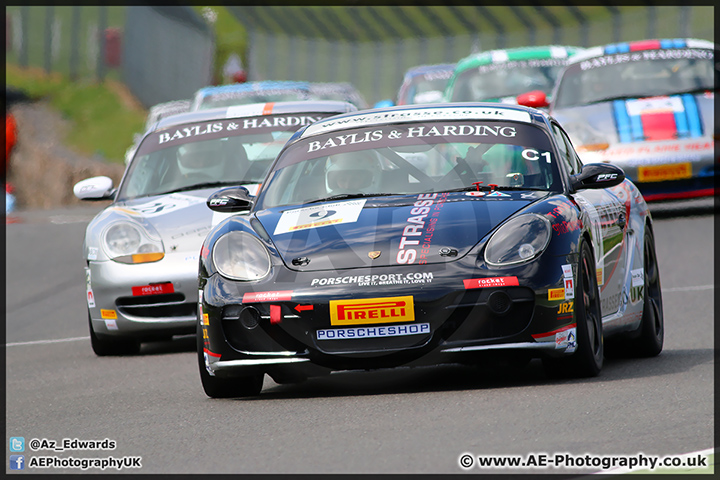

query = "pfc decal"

[317,323,430,340]
[485,190,511,197]
[564,277,575,300]
[242,291,293,303]
[101,309,117,320]
[555,327,577,349]
[311,272,434,287]
[274,199,366,235]
[104,319,119,331]
[548,288,565,301]
[463,277,520,289]
[330,296,415,326]
[132,282,175,296]
[631,268,644,287]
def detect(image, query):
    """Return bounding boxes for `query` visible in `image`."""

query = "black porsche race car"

[198,103,664,397]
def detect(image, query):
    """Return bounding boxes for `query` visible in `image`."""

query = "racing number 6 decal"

[522,148,552,163]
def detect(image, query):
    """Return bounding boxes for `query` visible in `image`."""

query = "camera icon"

[10,437,25,452]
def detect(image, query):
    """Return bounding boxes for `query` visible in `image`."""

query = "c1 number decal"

[522,148,552,163]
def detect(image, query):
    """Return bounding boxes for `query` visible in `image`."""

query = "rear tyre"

[543,239,603,378]
[197,322,264,398]
[630,227,664,356]
[88,312,141,356]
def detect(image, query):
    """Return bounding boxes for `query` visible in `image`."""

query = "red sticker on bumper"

[463,277,519,289]
[131,282,174,296]
[242,290,293,303]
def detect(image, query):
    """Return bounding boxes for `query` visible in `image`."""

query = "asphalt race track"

[5,199,715,475]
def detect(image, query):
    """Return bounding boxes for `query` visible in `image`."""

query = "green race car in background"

[444,45,583,108]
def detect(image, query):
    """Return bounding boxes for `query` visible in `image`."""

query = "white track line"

[663,284,714,292]
[6,336,89,347]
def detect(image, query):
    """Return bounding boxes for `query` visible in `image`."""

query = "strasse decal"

[463,277,519,289]
[317,323,430,340]
[274,199,366,235]
[311,272,434,287]
[242,291,293,303]
[397,193,447,264]
[330,296,414,326]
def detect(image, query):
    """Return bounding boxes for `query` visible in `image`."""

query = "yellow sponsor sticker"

[637,162,692,182]
[548,288,565,301]
[100,309,117,319]
[330,296,414,326]
[203,313,209,325]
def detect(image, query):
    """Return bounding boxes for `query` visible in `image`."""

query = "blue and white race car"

[550,38,716,201]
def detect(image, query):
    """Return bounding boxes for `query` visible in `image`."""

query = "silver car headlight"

[102,221,165,264]
[484,214,552,267]
[212,231,271,281]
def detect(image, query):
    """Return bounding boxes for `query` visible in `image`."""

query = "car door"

[552,122,628,317]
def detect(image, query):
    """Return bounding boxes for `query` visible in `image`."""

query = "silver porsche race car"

[550,38,716,201]
[73,100,357,355]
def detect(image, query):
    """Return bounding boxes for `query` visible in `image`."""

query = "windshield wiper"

[154,181,258,196]
[306,192,396,204]
[441,185,548,193]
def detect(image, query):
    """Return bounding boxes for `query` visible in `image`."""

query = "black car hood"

[256,191,547,271]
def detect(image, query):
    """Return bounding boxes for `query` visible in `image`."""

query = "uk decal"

[274,199,366,235]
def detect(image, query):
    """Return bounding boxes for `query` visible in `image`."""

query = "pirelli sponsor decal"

[330,296,414,326]
[548,288,565,301]
[637,162,692,182]
[100,309,117,320]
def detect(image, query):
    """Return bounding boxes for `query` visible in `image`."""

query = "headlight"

[212,231,271,281]
[102,221,164,264]
[484,214,551,267]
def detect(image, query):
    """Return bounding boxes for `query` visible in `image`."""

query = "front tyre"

[543,239,603,378]
[88,312,140,356]
[197,322,264,398]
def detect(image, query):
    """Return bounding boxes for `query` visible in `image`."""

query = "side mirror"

[207,186,254,213]
[570,163,625,191]
[73,176,115,201]
[516,90,549,108]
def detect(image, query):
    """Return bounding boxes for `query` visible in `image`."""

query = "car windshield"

[449,59,568,101]
[400,70,454,104]
[552,48,715,109]
[116,113,329,201]
[256,120,561,209]
[197,90,310,110]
